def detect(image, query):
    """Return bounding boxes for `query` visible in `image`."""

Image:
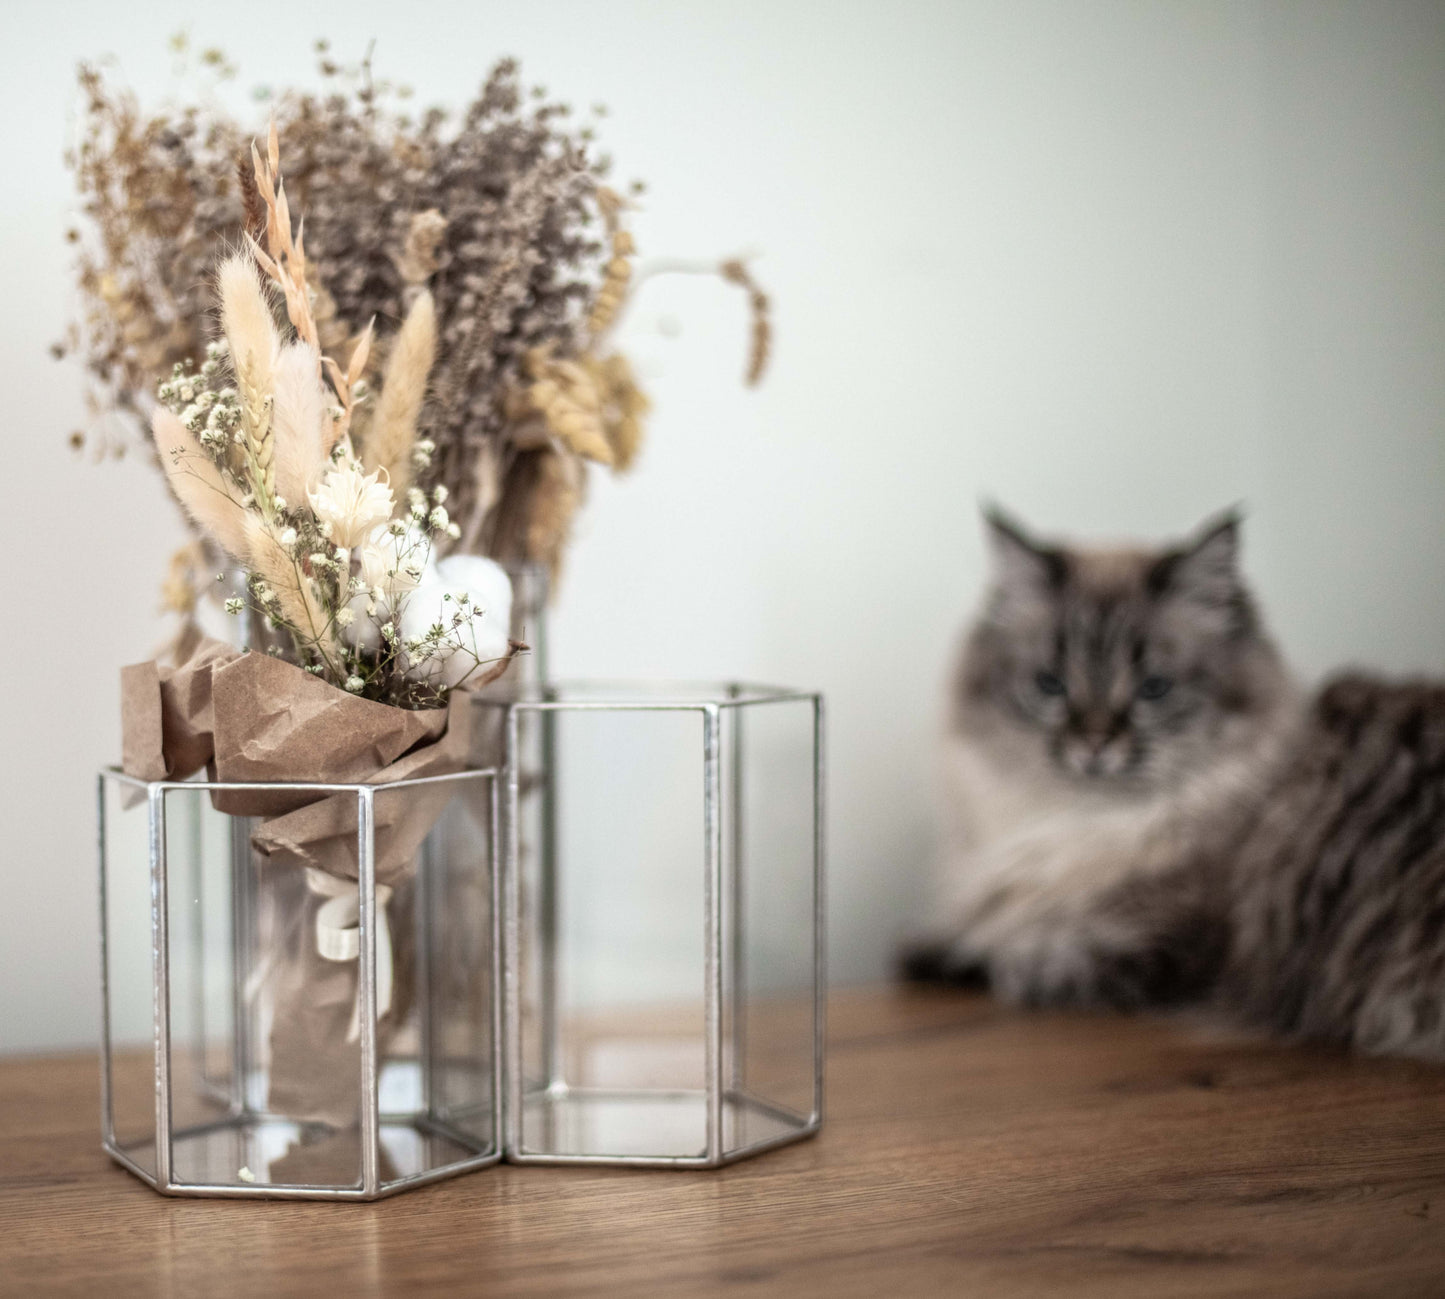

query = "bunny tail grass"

[269,340,329,505]
[151,407,252,561]
[218,254,280,500]
[364,291,436,505]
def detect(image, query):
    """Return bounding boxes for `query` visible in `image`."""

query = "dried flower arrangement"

[153,124,521,708]
[62,39,771,605]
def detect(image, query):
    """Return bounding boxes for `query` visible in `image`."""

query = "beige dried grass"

[160,539,209,617]
[719,259,771,386]
[395,210,448,285]
[269,340,329,505]
[587,352,650,471]
[588,228,634,336]
[248,122,372,452]
[363,291,436,503]
[526,449,585,576]
[509,344,615,466]
[217,254,280,500]
[151,407,252,561]
[244,514,340,667]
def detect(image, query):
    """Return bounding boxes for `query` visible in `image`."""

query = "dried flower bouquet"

[154,124,520,708]
[64,43,771,604]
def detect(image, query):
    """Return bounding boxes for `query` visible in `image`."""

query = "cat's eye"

[1035,670,1066,697]
[1137,675,1174,701]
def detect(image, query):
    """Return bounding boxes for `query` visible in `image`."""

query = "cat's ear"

[982,503,1067,589]
[1148,508,1248,627]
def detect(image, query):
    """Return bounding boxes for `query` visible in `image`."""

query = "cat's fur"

[907,506,1445,1059]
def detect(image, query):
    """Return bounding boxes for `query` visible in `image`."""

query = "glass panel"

[376,772,498,1188]
[162,785,241,1186]
[517,706,709,1159]
[163,785,363,1191]
[101,774,158,1178]
[724,697,819,1155]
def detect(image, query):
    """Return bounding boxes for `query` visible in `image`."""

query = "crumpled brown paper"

[119,633,514,1133]
[120,635,513,880]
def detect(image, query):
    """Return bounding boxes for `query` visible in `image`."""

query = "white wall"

[1,0,1442,1051]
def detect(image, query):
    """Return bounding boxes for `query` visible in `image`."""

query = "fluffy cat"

[906,506,1445,1059]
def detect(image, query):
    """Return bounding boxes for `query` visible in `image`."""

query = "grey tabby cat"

[906,506,1445,1060]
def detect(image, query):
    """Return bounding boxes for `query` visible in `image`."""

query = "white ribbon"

[305,868,394,1043]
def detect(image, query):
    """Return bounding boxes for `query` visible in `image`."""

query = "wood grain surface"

[3,986,1444,1298]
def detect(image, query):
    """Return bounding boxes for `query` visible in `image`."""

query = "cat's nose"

[1063,723,1128,776]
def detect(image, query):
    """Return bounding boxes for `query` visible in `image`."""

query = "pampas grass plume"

[218,254,279,393]
[270,341,328,504]
[365,291,436,502]
[151,407,251,561]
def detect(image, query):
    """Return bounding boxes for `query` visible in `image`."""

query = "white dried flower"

[273,495,288,513]
[279,527,298,548]
[335,607,355,629]
[308,458,396,550]
[432,484,448,505]
[358,527,428,597]
[224,598,244,615]
[429,505,449,531]
[344,675,366,693]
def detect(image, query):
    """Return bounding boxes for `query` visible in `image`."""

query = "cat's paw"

[896,939,990,988]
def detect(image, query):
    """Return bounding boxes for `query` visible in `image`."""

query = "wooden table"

[4,987,1444,1297]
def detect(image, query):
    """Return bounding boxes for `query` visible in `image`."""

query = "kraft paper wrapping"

[119,635,511,1134]
[120,636,505,879]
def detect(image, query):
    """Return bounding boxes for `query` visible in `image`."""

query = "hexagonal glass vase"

[98,768,500,1199]
[483,683,825,1167]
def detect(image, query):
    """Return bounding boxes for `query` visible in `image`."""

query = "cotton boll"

[435,555,513,645]
[400,559,514,689]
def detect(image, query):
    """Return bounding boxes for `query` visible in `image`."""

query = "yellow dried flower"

[511,344,615,465]
[159,541,208,616]
[719,259,772,386]
[588,228,635,336]
[583,352,650,472]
